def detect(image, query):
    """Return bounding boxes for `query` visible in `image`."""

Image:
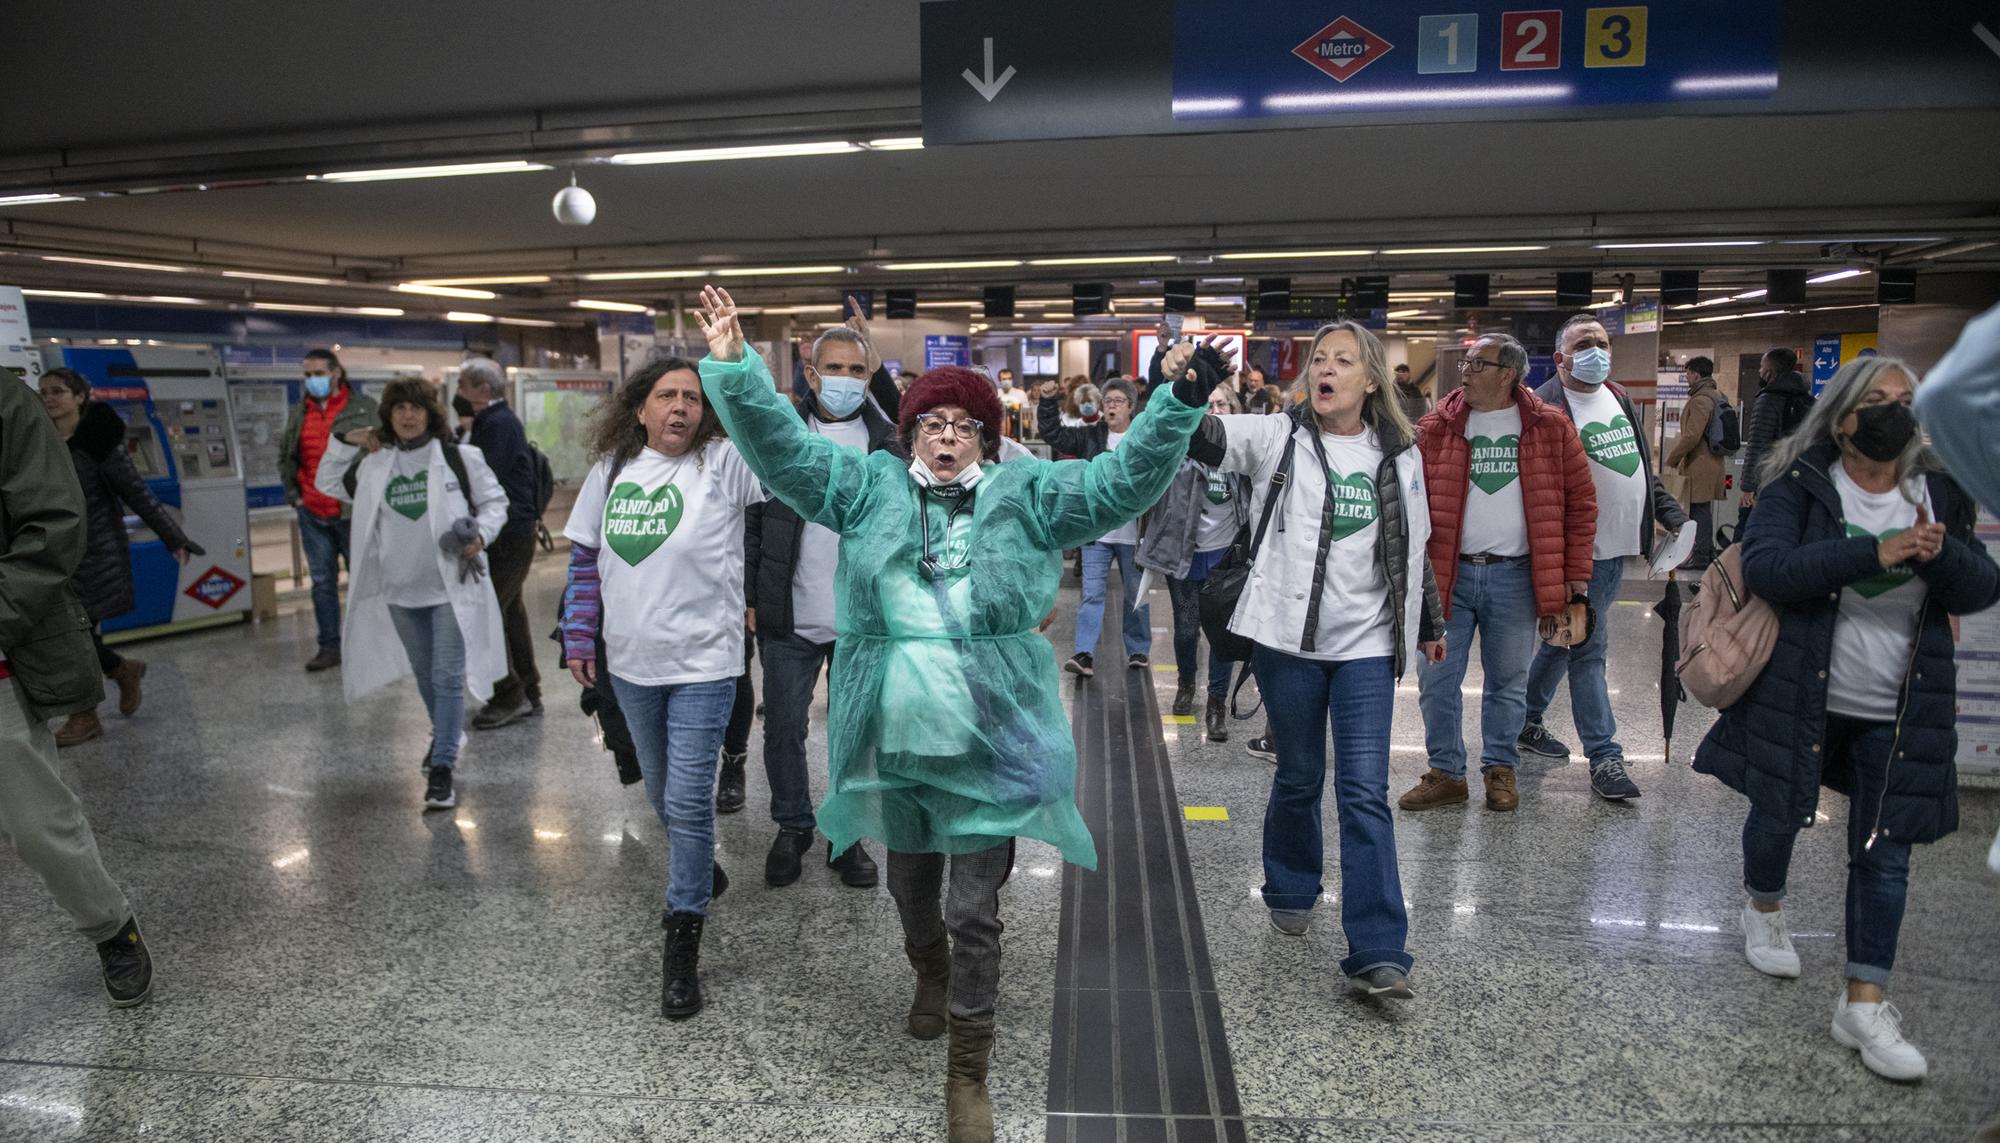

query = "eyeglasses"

[916,413,985,440]
[1459,357,1507,375]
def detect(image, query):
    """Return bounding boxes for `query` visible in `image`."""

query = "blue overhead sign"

[1811,335,1841,393]
[1173,2,1782,122]
[925,335,971,370]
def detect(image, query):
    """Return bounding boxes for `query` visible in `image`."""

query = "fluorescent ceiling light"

[1386,309,1428,319]
[1595,240,1765,249]
[1497,289,1557,297]
[1692,309,1788,324]
[498,316,560,328]
[1807,269,1868,284]
[571,299,651,313]
[404,275,552,286]
[1216,249,1374,261]
[761,304,843,314]
[1382,245,1547,255]
[581,268,705,281]
[315,160,551,183]
[21,288,110,299]
[252,302,338,313]
[916,300,982,308]
[1173,97,1246,115]
[1672,74,1780,96]
[864,137,925,151]
[396,283,498,300]
[608,141,860,166]
[581,265,845,281]
[143,296,204,305]
[348,307,406,317]
[445,311,495,323]
[1732,289,1768,300]
[1027,255,1175,266]
[221,270,341,285]
[880,260,1023,271]
[1388,291,1454,301]
[713,265,848,278]
[43,254,188,273]
[0,193,84,206]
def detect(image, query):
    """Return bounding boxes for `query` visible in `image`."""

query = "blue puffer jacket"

[1693,441,2000,845]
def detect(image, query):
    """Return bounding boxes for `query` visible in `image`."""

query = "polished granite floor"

[1,558,1995,1142]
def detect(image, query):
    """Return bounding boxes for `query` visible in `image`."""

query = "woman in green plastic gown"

[694,286,1219,1143]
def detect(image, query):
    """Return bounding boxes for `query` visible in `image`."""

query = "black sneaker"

[1246,734,1276,761]
[1590,757,1643,801]
[1347,965,1414,1000]
[828,841,879,888]
[95,917,153,1008]
[424,766,457,810]
[765,827,814,887]
[1127,653,1149,670]
[1063,653,1095,678]
[715,751,747,815]
[304,647,341,673]
[1517,722,1571,761]
[471,699,530,731]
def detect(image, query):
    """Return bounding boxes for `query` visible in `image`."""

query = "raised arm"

[1035,350,1216,551]
[1036,383,1086,455]
[695,286,873,534]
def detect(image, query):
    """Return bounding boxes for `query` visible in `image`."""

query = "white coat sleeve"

[314,437,361,504]
[1914,301,2000,518]
[458,445,511,545]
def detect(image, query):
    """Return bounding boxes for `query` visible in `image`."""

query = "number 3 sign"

[1500,10,1562,70]
[1584,6,1648,67]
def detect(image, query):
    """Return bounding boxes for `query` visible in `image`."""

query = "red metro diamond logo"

[1293,16,1393,83]
[185,565,246,610]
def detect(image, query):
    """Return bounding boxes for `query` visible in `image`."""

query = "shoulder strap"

[1246,432,1298,561]
[441,444,477,515]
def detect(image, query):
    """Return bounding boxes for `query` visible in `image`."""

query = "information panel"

[1957,510,2000,777]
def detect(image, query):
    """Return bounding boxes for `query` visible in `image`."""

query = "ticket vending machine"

[55,347,253,635]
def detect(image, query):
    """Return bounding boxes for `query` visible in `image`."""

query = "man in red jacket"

[1402,334,1596,813]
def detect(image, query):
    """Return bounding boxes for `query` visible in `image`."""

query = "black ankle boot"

[765,827,813,887]
[1205,694,1229,743]
[662,911,705,1019]
[715,751,747,814]
[828,840,879,888]
[1171,679,1197,716]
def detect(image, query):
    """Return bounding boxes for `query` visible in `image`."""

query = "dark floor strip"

[1046,635,1246,1143]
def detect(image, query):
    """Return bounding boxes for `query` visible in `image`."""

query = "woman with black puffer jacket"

[1694,355,2000,1085]
[37,368,202,747]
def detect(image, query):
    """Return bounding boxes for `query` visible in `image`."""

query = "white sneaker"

[1741,903,1801,978]
[1832,996,1928,1081]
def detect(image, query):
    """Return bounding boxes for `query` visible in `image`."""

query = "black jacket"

[743,398,898,641]
[469,399,538,537]
[1532,377,1689,560]
[1693,443,2000,844]
[1738,370,1813,497]
[1036,392,1111,460]
[68,402,194,622]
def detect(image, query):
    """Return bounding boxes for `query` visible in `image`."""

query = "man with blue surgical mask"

[742,322,890,891]
[1519,313,1688,800]
[278,348,379,672]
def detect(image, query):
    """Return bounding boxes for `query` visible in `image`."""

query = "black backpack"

[527,442,556,515]
[1776,388,1815,438]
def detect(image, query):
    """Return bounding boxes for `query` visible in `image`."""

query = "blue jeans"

[610,675,736,916]
[1076,541,1151,659]
[1252,647,1410,977]
[297,507,350,651]
[387,604,466,770]
[1418,556,1538,777]
[1524,556,1625,764]
[760,631,831,832]
[1165,548,1233,695]
[1741,714,1912,986]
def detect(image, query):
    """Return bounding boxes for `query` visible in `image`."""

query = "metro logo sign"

[1293,17,1393,83]
[185,566,246,610]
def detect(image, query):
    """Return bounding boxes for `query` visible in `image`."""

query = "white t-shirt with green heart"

[1304,427,1395,662]
[565,441,768,687]
[381,447,449,609]
[1459,406,1528,558]
[1566,382,1648,560]
[1826,464,1931,722]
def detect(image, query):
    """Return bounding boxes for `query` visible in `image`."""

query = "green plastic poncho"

[699,353,1204,869]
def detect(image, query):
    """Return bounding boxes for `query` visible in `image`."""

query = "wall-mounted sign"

[925,335,971,370]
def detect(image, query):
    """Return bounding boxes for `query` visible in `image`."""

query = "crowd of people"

[3,290,1998,1142]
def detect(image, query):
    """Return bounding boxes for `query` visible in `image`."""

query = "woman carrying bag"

[316,379,507,812]
[1694,356,1999,1082]
[1186,322,1444,1000]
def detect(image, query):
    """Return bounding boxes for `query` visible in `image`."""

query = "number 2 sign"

[1501,10,1562,70]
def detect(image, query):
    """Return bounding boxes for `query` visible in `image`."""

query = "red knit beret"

[898,366,1005,461]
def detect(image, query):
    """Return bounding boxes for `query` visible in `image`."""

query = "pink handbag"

[1676,545,1779,710]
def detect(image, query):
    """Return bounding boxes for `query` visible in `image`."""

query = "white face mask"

[909,458,982,494]
[1568,346,1612,386]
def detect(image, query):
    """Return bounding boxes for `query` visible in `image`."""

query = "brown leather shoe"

[1484,766,1519,812]
[108,658,147,717]
[1398,768,1468,811]
[55,711,104,748]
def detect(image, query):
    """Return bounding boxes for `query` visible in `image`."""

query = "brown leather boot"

[108,658,147,717]
[1398,768,1468,811]
[945,1015,995,1143]
[1483,767,1519,812]
[55,711,104,748]
[905,937,950,1040]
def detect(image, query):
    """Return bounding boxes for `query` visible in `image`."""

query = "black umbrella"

[1655,574,1684,756]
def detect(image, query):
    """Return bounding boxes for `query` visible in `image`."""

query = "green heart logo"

[1846,523,1915,598]
[605,482,684,566]
[1468,435,1520,495]
[1326,469,1378,543]
[385,472,428,521]
[1580,415,1642,478]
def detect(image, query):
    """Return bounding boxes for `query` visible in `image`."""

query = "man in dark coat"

[455,357,544,729]
[0,372,156,1007]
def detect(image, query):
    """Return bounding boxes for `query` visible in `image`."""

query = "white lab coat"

[315,435,509,705]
